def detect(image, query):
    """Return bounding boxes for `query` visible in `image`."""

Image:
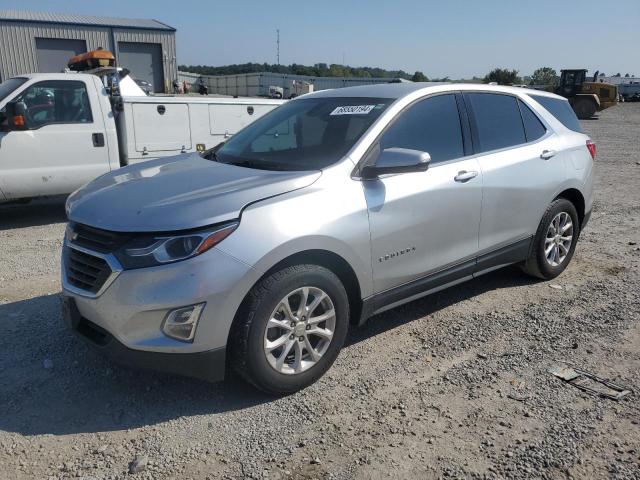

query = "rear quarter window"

[529,94,583,133]
[518,100,546,142]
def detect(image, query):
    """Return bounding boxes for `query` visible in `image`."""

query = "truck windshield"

[214,97,392,171]
[0,77,28,104]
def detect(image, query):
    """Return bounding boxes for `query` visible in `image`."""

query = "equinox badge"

[379,246,416,263]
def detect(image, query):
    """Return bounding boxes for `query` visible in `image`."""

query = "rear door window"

[518,100,546,142]
[529,94,583,133]
[379,93,464,164]
[465,93,526,153]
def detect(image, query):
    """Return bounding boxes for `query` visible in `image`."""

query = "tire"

[229,264,349,395]
[522,198,580,280]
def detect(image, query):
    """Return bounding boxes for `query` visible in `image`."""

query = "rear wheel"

[522,198,580,280]
[230,264,349,395]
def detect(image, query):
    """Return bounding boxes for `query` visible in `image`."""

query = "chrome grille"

[64,247,113,295]
[69,223,131,253]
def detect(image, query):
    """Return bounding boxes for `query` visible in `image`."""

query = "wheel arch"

[260,249,363,326]
[226,248,365,364]
[555,188,585,227]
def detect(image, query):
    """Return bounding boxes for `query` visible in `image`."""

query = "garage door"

[35,38,87,73]
[118,42,164,93]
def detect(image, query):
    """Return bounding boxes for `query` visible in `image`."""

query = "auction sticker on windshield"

[330,105,376,115]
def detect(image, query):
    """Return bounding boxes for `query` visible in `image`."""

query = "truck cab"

[0,69,284,202]
[0,73,118,201]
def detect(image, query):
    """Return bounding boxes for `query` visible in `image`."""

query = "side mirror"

[361,147,431,180]
[6,101,29,130]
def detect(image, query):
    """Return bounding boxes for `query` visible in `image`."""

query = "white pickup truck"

[0,72,284,201]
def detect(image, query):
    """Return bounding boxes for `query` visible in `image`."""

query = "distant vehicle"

[133,78,153,95]
[198,80,209,96]
[290,80,314,98]
[538,69,618,119]
[0,49,285,202]
[269,86,284,99]
[61,83,594,394]
[618,83,640,101]
[627,92,640,102]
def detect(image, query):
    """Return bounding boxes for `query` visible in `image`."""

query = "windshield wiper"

[226,159,291,171]
[201,150,219,161]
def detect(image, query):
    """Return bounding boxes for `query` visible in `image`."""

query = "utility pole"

[276,29,280,65]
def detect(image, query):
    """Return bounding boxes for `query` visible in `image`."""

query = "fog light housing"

[162,303,205,342]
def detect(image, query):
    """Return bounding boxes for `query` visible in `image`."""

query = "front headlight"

[115,222,238,269]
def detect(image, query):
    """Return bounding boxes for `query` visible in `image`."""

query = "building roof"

[0,10,175,31]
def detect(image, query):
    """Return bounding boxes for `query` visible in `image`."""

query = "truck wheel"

[522,198,580,280]
[230,264,349,395]
[572,98,597,119]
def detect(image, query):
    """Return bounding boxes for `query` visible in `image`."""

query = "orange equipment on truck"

[68,49,116,72]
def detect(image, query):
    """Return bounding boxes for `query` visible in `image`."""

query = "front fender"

[216,177,374,298]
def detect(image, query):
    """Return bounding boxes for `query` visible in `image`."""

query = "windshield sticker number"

[330,105,376,115]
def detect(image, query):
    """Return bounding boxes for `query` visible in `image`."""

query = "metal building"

[178,71,416,98]
[0,10,176,92]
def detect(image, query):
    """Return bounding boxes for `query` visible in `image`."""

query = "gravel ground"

[1,104,639,480]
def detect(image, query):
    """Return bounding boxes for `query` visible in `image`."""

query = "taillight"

[586,139,596,160]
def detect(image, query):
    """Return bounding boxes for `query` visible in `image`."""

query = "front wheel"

[230,264,349,395]
[522,198,580,280]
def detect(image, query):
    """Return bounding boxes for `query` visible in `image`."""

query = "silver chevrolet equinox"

[62,83,594,394]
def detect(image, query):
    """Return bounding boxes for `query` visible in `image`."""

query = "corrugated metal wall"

[178,72,404,98]
[0,21,110,80]
[0,20,177,92]
[178,71,408,98]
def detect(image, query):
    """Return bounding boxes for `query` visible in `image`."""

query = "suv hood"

[66,154,321,232]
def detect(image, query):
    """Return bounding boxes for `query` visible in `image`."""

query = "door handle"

[92,132,105,147]
[454,170,478,182]
[540,149,556,160]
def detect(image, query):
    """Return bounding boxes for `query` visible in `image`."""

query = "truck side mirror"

[6,101,29,130]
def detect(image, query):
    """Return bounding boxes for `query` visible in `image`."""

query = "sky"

[1,0,639,79]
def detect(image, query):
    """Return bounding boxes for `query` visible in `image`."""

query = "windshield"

[213,97,392,171]
[0,77,28,104]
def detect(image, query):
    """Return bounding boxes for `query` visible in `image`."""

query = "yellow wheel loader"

[553,69,617,119]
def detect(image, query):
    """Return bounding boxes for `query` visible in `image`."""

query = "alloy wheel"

[264,287,336,375]
[544,212,574,267]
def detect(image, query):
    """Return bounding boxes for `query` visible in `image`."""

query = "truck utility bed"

[117,95,283,164]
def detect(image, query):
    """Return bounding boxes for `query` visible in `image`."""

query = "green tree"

[178,62,417,80]
[530,67,559,86]
[483,68,522,85]
[411,71,429,82]
[328,64,346,77]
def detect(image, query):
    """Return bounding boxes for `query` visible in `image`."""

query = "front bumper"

[62,295,226,382]
[61,244,262,382]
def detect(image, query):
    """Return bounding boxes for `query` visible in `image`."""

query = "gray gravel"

[1,104,639,479]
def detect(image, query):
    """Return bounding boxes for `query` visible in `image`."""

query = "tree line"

[179,62,446,82]
[179,63,636,86]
